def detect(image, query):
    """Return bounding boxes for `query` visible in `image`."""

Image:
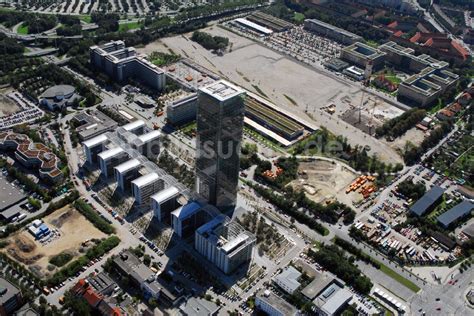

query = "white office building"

[171,201,205,238]
[132,130,161,159]
[132,173,164,206]
[83,134,108,165]
[195,215,255,274]
[98,147,128,178]
[151,186,180,223]
[122,120,146,135]
[255,290,298,316]
[114,159,141,193]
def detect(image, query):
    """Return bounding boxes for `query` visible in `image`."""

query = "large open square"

[139,26,404,164]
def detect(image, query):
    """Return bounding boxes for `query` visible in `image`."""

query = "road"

[413,0,446,33]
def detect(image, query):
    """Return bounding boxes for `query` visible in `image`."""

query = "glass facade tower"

[195,80,246,211]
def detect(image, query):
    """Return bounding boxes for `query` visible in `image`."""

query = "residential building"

[273,266,302,295]
[131,173,165,206]
[255,290,298,316]
[195,215,255,274]
[340,42,386,70]
[166,93,198,126]
[195,80,246,211]
[98,147,129,178]
[114,159,141,193]
[303,19,363,44]
[152,186,181,223]
[410,186,445,217]
[83,134,108,165]
[90,41,166,90]
[0,278,22,316]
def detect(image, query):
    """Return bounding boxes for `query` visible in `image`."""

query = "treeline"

[254,156,299,189]
[404,122,453,165]
[307,244,373,294]
[334,237,381,269]
[73,199,115,234]
[396,179,426,201]
[191,31,229,51]
[175,0,265,21]
[0,11,56,33]
[376,109,426,139]
[47,236,120,286]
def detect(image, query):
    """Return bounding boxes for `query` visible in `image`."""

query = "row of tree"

[191,31,229,51]
[375,108,426,139]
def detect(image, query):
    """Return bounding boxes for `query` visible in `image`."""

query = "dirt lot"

[0,88,21,117]
[138,26,404,164]
[291,159,358,205]
[384,128,426,155]
[3,206,107,278]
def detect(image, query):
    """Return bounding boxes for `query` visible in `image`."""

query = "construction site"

[290,159,359,206]
[339,89,405,136]
[3,205,107,278]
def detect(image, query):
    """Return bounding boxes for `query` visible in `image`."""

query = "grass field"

[119,21,143,32]
[79,15,92,23]
[17,23,29,35]
[378,262,421,292]
[294,12,305,23]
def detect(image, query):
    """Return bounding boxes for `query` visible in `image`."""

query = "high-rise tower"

[195,80,246,211]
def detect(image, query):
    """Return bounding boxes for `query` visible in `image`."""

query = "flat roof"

[0,277,20,306]
[138,130,161,143]
[437,200,473,227]
[131,172,159,188]
[305,18,363,40]
[98,147,125,161]
[82,134,108,148]
[301,272,335,300]
[114,159,141,174]
[244,117,292,146]
[274,266,301,293]
[256,290,297,315]
[221,234,249,253]
[235,18,273,35]
[151,186,180,204]
[321,288,352,315]
[122,120,145,132]
[0,176,27,212]
[179,296,219,316]
[410,186,445,216]
[199,80,245,102]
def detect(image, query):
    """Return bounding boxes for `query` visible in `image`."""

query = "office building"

[410,186,445,217]
[195,80,246,211]
[273,266,302,294]
[98,147,129,178]
[343,66,366,81]
[132,173,165,206]
[0,176,27,221]
[195,215,255,274]
[255,290,298,316]
[114,159,141,193]
[303,19,363,44]
[83,134,108,165]
[178,296,220,316]
[340,42,386,70]
[151,186,181,223]
[0,278,22,316]
[0,131,63,183]
[131,130,161,159]
[90,41,166,91]
[122,120,146,136]
[72,111,118,141]
[313,283,352,316]
[39,85,82,111]
[113,250,182,306]
[166,93,198,126]
[171,201,208,238]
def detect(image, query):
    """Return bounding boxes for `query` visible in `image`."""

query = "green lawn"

[366,40,379,48]
[294,12,305,23]
[118,21,143,32]
[79,15,92,23]
[17,23,29,35]
[378,262,421,292]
